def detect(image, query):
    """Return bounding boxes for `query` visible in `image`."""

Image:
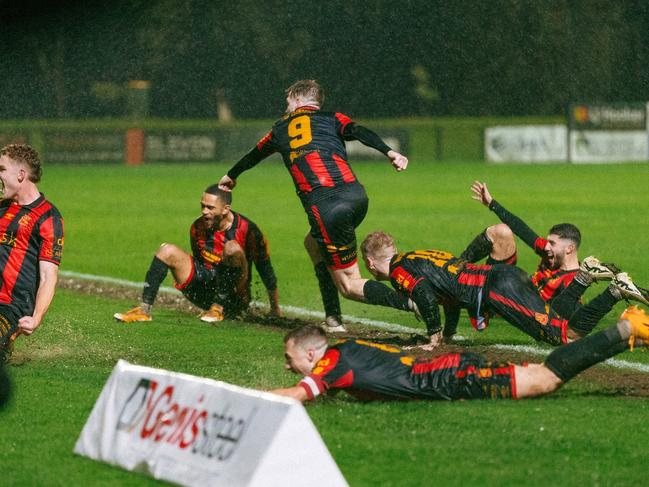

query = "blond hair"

[0,144,42,183]
[285,79,324,106]
[361,231,396,258]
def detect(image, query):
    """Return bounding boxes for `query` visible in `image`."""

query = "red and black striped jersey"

[0,194,63,317]
[298,340,509,401]
[488,200,577,303]
[389,250,487,334]
[190,211,277,291]
[227,106,392,202]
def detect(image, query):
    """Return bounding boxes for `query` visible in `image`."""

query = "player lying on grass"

[115,185,279,324]
[454,180,648,330]
[360,231,648,350]
[0,144,64,363]
[270,306,649,402]
[218,79,416,333]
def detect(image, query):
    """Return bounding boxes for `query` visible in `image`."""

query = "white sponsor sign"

[485,125,567,162]
[74,360,347,487]
[569,130,648,163]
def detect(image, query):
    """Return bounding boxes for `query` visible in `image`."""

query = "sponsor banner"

[570,102,647,130]
[74,360,347,487]
[43,131,124,163]
[145,133,217,162]
[569,130,648,163]
[485,125,567,162]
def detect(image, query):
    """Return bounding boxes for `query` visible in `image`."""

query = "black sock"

[460,229,493,263]
[567,288,618,336]
[544,325,624,382]
[551,280,589,319]
[142,256,169,306]
[314,262,341,317]
[363,280,411,311]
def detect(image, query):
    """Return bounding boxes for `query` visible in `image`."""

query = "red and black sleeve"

[226,130,277,180]
[390,265,441,335]
[488,200,547,256]
[245,221,278,291]
[339,115,392,155]
[38,210,64,265]
[298,347,351,400]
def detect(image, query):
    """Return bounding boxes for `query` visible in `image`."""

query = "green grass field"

[2,160,649,486]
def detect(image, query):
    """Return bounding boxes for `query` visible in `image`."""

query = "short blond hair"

[0,144,42,183]
[286,79,324,106]
[361,231,396,258]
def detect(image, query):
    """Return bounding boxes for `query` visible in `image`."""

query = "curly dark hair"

[0,144,42,183]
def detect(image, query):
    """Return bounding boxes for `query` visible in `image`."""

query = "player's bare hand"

[218,175,236,192]
[470,180,493,206]
[18,316,40,336]
[417,331,443,351]
[387,150,408,172]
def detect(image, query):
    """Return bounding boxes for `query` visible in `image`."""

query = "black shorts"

[412,352,517,400]
[485,265,567,345]
[175,258,249,317]
[305,183,369,270]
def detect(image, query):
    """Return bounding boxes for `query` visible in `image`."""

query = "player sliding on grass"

[360,231,648,349]
[218,80,416,333]
[115,185,279,323]
[271,307,649,402]
[0,144,64,363]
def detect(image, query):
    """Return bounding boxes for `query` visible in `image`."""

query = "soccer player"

[360,231,647,349]
[114,185,279,323]
[218,80,414,332]
[0,144,64,363]
[270,307,649,403]
[461,180,648,312]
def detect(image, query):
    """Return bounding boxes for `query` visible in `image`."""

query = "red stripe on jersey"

[458,272,486,287]
[332,154,356,183]
[334,112,353,134]
[256,131,273,151]
[0,202,51,304]
[466,263,493,271]
[234,215,249,248]
[310,205,332,244]
[412,353,461,374]
[328,258,357,271]
[488,291,535,318]
[550,317,569,344]
[37,215,58,263]
[289,164,312,192]
[305,152,334,187]
[310,348,341,378]
[510,365,518,399]
[390,266,423,293]
[329,370,354,389]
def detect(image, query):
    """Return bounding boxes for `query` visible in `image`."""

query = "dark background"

[1,0,648,119]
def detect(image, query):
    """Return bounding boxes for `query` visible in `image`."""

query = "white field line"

[60,270,649,373]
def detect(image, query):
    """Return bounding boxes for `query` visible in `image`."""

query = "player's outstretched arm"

[269,385,308,402]
[218,174,236,192]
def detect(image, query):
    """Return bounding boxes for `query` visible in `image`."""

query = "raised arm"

[342,123,408,171]
[471,181,545,254]
[219,131,277,191]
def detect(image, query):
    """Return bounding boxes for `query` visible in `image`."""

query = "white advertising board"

[74,360,347,487]
[569,130,648,163]
[485,125,567,162]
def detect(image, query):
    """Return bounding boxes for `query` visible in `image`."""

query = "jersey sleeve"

[190,220,201,259]
[226,130,277,180]
[488,199,547,256]
[390,264,441,335]
[341,122,392,155]
[38,211,64,265]
[245,220,278,291]
[298,347,351,400]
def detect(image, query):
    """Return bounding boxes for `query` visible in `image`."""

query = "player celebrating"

[218,80,414,332]
[0,144,64,362]
[360,231,647,349]
[271,307,649,403]
[115,185,279,323]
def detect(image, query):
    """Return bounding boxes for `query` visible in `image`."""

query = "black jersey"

[297,340,516,401]
[190,211,277,292]
[389,250,488,334]
[0,194,63,318]
[227,106,392,204]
